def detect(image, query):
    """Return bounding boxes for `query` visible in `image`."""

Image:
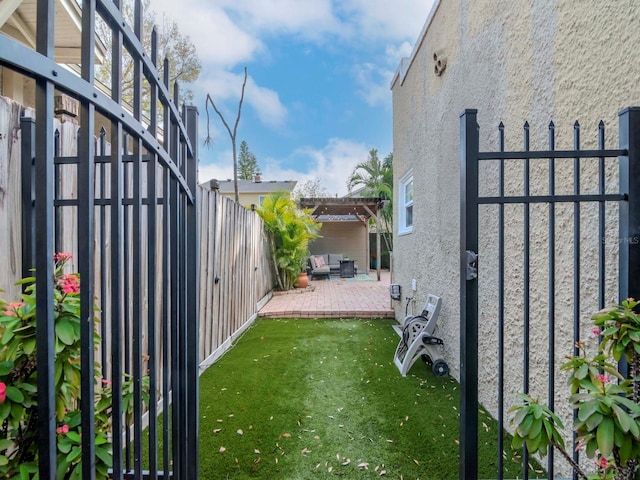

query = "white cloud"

[258,139,370,197]
[352,63,394,108]
[245,77,288,128]
[197,147,234,185]
[337,0,432,42]
[196,69,288,131]
[221,0,343,40]
[151,0,263,67]
[386,41,415,63]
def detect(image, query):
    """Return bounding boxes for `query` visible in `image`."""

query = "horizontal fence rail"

[459,107,640,480]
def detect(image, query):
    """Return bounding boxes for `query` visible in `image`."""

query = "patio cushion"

[327,253,343,266]
[313,255,325,268]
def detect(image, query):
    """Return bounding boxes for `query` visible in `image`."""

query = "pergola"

[298,197,385,280]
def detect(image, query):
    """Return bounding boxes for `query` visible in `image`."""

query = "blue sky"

[150,0,435,196]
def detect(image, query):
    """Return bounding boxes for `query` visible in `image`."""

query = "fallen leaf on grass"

[219,447,226,453]
[213,429,222,434]
[379,470,386,476]
[342,459,351,466]
[413,459,419,465]
[237,429,243,435]
[301,448,311,455]
[281,433,291,438]
[386,439,393,443]
[358,462,369,470]
[254,449,260,454]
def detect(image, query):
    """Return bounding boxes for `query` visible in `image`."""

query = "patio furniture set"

[308,253,358,279]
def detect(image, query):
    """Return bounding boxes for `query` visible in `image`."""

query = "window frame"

[398,170,414,235]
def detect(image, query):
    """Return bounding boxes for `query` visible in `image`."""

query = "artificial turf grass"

[197,318,542,479]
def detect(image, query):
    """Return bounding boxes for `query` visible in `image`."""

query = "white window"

[398,172,413,235]
[259,195,266,206]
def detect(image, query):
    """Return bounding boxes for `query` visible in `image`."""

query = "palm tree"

[257,192,321,290]
[347,149,393,252]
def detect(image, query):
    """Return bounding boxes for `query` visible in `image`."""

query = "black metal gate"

[1,0,198,478]
[459,107,640,479]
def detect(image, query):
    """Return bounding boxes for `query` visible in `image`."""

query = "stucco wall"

[392,0,640,474]
[309,221,369,273]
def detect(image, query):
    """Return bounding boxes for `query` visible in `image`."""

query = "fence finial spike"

[574,120,580,128]
[598,119,605,128]
[498,121,504,129]
[548,120,555,129]
[523,120,530,129]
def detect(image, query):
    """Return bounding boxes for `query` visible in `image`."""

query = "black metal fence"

[459,107,640,479]
[1,0,198,478]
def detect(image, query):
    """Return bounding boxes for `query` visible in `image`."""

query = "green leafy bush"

[510,299,640,480]
[257,192,321,291]
[0,253,148,479]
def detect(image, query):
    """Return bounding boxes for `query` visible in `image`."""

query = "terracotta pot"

[295,272,309,288]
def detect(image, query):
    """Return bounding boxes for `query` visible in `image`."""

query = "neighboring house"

[1,0,106,104]
[204,175,297,210]
[392,0,640,474]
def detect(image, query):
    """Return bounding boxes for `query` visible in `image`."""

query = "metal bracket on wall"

[465,250,478,280]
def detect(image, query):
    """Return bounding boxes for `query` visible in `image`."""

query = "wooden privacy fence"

[0,94,276,366]
[198,188,276,366]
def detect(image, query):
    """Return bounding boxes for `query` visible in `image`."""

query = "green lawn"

[196,318,539,479]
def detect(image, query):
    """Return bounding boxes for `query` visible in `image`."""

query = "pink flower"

[101,378,112,386]
[591,327,600,337]
[595,374,610,384]
[3,302,25,317]
[597,456,609,469]
[0,382,6,403]
[54,252,73,263]
[57,274,80,294]
[56,424,69,435]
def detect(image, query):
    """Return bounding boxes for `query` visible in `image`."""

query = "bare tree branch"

[205,67,248,202]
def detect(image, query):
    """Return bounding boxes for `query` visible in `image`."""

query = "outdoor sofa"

[308,253,358,279]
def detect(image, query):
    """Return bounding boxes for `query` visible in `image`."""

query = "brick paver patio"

[258,270,394,319]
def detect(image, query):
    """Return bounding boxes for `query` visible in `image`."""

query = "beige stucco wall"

[392,0,640,474]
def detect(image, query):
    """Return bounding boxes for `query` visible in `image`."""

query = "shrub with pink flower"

[511,298,640,480]
[0,253,148,478]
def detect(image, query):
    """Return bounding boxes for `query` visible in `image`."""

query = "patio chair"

[393,294,449,377]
